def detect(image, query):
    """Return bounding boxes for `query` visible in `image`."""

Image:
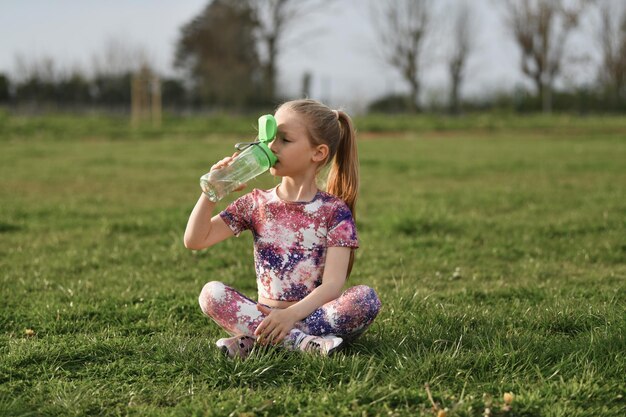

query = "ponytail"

[326,111,359,278]
[326,111,359,218]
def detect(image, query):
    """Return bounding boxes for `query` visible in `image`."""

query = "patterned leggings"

[198,281,381,347]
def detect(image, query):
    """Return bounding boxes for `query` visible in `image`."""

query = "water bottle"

[200,115,278,202]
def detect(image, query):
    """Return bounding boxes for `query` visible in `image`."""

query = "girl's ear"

[312,144,329,163]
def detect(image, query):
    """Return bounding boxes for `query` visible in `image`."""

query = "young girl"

[184,99,381,358]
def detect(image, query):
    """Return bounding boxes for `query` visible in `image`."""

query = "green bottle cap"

[258,114,277,143]
[256,114,278,167]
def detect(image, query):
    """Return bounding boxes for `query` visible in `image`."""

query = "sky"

[0,0,601,113]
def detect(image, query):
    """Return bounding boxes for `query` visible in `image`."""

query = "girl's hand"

[254,304,297,345]
[208,152,246,192]
[209,152,237,172]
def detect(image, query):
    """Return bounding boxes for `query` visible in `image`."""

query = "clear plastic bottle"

[200,115,278,202]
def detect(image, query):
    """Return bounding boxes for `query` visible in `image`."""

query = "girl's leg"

[198,281,264,337]
[295,285,381,341]
[198,281,381,352]
[198,281,308,346]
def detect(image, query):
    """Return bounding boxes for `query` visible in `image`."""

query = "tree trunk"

[542,82,552,114]
[265,36,277,102]
[449,72,461,115]
[408,78,420,113]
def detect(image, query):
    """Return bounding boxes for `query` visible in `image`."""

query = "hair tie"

[332,109,339,120]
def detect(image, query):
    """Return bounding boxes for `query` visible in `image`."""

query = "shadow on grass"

[191,331,389,390]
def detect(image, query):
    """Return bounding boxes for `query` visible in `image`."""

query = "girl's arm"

[286,246,350,319]
[184,153,241,250]
[254,246,351,344]
[183,195,234,250]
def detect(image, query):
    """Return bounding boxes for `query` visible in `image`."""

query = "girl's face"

[269,107,326,177]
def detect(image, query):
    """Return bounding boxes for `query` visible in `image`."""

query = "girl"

[184,99,381,359]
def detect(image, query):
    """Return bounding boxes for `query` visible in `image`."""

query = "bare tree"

[251,0,331,102]
[13,54,57,83]
[506,0,588,113]
[91,37,152,77]
[90,37,155,109]
[11,55,92,107]
[373,0,432,112]
[448,1,476,115]
[12,55,59,105]
[597,0,626,102]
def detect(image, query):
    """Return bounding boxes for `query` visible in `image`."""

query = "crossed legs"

[198,281,381,349]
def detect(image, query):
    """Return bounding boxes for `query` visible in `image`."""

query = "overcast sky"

[0,0,601,112]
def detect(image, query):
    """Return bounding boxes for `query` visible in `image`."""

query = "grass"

[0,114,625,416]
[1,108,625,140]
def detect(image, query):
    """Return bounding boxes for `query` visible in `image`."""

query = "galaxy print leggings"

[198,281,381,348]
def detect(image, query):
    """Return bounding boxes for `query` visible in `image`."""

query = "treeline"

[1,68,623,114]
[0,71,187,112]
[0,0,625,114]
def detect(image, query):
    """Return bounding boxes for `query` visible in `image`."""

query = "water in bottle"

[200,115,278,202]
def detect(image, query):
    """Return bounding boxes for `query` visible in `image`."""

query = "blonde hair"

[277,99,360,277]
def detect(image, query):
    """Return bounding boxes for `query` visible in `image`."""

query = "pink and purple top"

[220,186,359,301]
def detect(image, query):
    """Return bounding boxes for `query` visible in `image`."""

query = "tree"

[91,38,151,78]
[596,0,626,105]
[12,55,58,105]
[90,38,154,109]
[0,73,10,103]
[251,0,331,103]
[373,0,432,113]
[91,73,132,108]
[174,0,261,108]
[448,1,476,115]
[161,78,187,109]
[506,0,589,113]
[56,70,91,106]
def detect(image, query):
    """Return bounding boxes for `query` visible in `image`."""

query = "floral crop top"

[219,186,359,301]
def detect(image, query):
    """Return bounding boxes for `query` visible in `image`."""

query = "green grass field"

[1,114,625,416]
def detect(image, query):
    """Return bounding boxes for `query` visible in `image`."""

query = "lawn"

[0,114,625,416]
